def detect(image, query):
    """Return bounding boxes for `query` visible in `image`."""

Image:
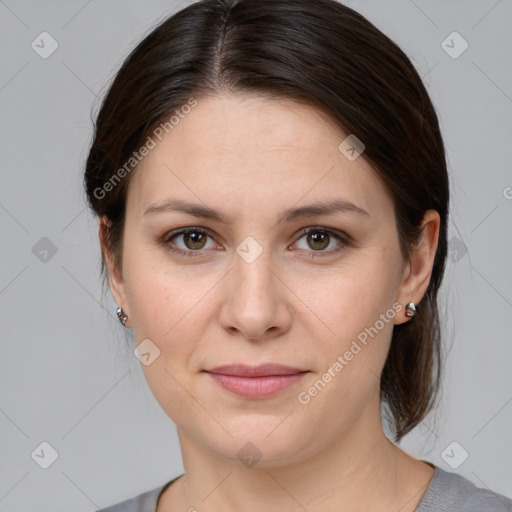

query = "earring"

[405,302,417,318]
[116,306,128,326]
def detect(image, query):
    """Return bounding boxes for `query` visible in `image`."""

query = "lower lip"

[205,372,308,398]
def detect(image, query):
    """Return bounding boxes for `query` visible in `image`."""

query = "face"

[103,93,427,467]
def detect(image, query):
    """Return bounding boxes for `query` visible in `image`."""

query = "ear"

[98,215,130,325]
[395,209,440,325]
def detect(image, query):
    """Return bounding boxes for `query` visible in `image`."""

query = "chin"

[201,415,315,468]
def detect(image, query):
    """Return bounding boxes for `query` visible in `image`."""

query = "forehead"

[126,94,392,221]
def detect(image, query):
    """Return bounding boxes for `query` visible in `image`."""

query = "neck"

[163,397,433,512]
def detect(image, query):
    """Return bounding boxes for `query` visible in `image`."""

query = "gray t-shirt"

[97,463,512,511]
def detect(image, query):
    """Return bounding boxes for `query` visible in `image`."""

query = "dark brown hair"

[84,0,449,441]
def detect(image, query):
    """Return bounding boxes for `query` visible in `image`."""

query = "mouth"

[203,364,309,399]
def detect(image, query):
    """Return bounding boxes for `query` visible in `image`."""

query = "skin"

[99,93,440,512]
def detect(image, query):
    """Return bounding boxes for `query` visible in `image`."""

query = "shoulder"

[416,464,512,512]
[96,487,162,512]
[95,475,181,512]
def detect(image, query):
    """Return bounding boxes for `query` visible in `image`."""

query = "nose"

[218,246,293,341]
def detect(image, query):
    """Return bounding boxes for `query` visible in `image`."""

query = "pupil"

[309,232,329,250]
[186,232,205,249]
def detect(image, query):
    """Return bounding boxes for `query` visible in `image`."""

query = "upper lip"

[205,364,307,377]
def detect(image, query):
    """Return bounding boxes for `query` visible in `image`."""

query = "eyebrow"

[143,198,369,223]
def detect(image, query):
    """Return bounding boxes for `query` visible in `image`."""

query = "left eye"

[292,228,346,254]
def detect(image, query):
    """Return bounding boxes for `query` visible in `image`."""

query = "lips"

[203,364,309,398]
[205,363,307,377]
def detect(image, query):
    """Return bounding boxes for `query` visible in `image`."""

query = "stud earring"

[116,306,128,326]
[405,302,417,318]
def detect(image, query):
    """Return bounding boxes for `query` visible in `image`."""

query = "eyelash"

[160,226,351,259]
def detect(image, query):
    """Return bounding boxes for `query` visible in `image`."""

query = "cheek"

[295,265,397,423]
[123,244,201,333]
[125,256,212,424]
[295,250,400,335]
[122,248,223,385]
[291,249,400,402]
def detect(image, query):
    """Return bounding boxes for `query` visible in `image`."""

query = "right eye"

[161,227,222,257]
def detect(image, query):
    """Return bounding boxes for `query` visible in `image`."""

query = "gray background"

[1,0,511,510]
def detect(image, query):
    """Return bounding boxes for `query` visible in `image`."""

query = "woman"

[84,0,512,510]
